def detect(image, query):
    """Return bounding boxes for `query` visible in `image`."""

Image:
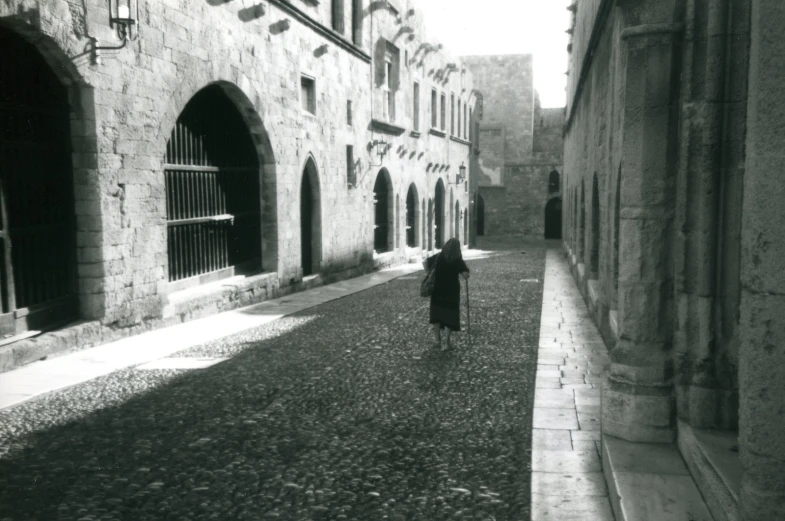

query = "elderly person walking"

[423,238,470,350]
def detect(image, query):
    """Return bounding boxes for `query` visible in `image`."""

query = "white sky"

[416,0,571,108]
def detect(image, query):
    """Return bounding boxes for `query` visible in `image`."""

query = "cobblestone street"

[0,242,548,521]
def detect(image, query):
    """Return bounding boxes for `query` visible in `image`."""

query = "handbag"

[420,254,439,298]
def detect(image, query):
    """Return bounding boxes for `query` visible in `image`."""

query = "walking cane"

[464,277,471,344]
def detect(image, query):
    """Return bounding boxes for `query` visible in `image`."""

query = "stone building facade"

[0,0,478,371]
[462,55,564,239]
[562,0,785,519]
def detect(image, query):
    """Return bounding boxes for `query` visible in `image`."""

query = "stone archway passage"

[545,198,563,239]
[165,85,262,285]
[0,28,78,335]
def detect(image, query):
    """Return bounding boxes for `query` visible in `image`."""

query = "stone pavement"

[0,244,545,520]
[530,249,614,521]
[0,249,495,411]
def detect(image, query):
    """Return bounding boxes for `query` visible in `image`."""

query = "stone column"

[739,1,785,518]
[604,1,684,443]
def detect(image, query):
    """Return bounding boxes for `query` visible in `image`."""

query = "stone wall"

[462,54,535,166]
[0,0,476,370]
[561,0,785,518]
[463,54,564,239]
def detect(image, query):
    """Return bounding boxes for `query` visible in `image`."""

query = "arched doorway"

[406,184,418,248]
[477,194,485,236]
[545,198,563,239]
[435,179,445,248]
[165,85,261,285]
[373,170,392,252]
[300,158,321,276]
[0,28,78,334]
[454,201,460,241]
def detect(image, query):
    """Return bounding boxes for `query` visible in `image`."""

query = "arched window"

[549,170,560,194]
[165,85,261,283]
[0,28,78,334]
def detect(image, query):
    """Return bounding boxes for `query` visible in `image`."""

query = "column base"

[603,386,676,443]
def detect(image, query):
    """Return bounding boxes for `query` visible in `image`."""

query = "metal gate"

[164,86,261,284]
[0,29,77,336]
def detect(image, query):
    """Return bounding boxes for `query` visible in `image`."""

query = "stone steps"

[603,435,714,521]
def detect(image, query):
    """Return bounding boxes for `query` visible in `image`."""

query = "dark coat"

[426,253,469,330]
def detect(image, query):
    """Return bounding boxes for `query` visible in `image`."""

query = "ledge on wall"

[370,119,406,136]
[450,135,471,146]
[429,128,446,138]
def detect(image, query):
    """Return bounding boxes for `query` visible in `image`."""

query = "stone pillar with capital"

[603,0,684,443]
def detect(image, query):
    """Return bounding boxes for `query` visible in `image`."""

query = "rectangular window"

[352,0,362,45]
[451,94,455,134]
[464,104,468,138]
[413,82,420,131]
[457,99,461,137]
[431,89,438,128]
[440,93,446,130]
[383,59,394,121]
[332,0,345,34]
[347,100,353,126]
[346,145,355,187]
[301,76,316,114]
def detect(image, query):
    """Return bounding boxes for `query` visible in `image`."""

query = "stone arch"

[0,25,106,333]
[406,184,419,248]
[545,197,563,239]
[549,170,560,194]
[0,22,102,322]
[299,154,322,276]
[156,76,278,274]
[590,173,600,278]
[164,85,264,286]
[373,168,393,253]
[435,178,446,248]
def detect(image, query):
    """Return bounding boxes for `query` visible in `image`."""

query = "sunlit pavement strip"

[531,250,614,521]
[0,248,497,411]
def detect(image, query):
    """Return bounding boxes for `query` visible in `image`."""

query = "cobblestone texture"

[0,243,545,521]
